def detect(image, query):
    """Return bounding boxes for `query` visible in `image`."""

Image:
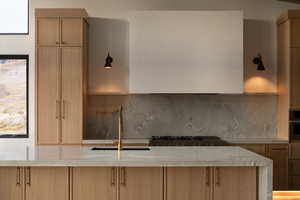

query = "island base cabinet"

[0,167,24,200]
[213,167,257,200]
[25,167,69,200]
[72,167,117,200]
[166,167,256,200]
[166,167,211,200]
[119,167,163,200]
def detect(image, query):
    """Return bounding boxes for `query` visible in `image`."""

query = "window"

[0,0,29,34]
[0,55,29,138]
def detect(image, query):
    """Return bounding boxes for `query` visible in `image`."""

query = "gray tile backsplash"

[85,94,277,140]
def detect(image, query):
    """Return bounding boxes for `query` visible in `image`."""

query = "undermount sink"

[91,147,151,151]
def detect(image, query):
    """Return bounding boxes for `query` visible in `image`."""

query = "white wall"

[0,0,300,144]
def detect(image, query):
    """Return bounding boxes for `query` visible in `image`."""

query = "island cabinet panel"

[213,167,257,200]
[166,167,211,200]
[72,167,117,200]
[0,167,24,200]
[37,18,60,46]
[25,167,69,200]
[37,47,61,144]
[119,167,163,200]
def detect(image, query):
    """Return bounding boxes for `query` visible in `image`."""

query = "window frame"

[0,0,29,35]
[0,55,29,138]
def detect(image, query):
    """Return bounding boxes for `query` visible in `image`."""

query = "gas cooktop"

[149,136,228,146]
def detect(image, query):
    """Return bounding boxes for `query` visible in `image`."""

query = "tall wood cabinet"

[36,9,88,144]
[277,10,300,139]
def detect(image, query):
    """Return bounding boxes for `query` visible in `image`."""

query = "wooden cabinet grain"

[289,175,300,190]
[37,47,61,144]
[37,18,60,46]
[61,18,83,46]
[291,19,300,47]
[166,167,256,200]
[36,9,88,144]
[213,167,256,200]
[267,144,289,190]
[25,167,69,200]
[72,167,117,200]
[290,48,300,109]
[61,47,83,144]
[120,167,163,200]
[0,167,24,200]
[166,167,210,200]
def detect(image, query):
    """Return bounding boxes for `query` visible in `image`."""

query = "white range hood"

[129,10,244,94]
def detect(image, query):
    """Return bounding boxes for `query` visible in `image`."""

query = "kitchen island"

[0,146,272,200]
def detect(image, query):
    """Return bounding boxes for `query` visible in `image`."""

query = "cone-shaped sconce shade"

[104,51,113,69]
[253,54,265,71]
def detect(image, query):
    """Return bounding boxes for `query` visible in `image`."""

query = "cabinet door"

[289,176,300,190]
[120,167,163,200]
[37,18,60,46]
[166,167,211,200]
[37,47,61,144]
[61,18,83,46]
[267,144,289,190]
[0,167,23,200]
[72,167,117,200]
[61,47,83,144]
[291,48,300,109]
[25,167,69,200]
[213,167,256,200]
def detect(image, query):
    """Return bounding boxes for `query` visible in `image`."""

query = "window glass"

[0,0,29,34]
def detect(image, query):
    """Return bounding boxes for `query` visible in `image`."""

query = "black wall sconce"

[253,54,265,71]
[104,49,113,69]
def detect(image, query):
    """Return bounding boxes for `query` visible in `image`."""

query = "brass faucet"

[117,105,123,151]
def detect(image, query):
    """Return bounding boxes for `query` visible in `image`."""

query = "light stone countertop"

[0,145,272,167]
[83,138,289,145]
[0,145,273,200]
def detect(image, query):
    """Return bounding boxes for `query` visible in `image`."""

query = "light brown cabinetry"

[37,18,60,46]
[166,167,256,200]
[0,167,24,200]
[213,167,256,200]
[289,142,300,189]
[120,167,163,200]
[0,167,69,200]
[37,47,61,144]
[267,144,289,190]
[166,167,210,200]
[61,18,83,46]
[72,167,163,200]
[26,167,69,200]
[72,167,117,200]
[234,143,289,190]
[36,9,88,144]
[290,48,300,109]
[291,19,300,47]
[61,47,84,144]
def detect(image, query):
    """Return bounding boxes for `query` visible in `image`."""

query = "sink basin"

[91,147,150,151]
